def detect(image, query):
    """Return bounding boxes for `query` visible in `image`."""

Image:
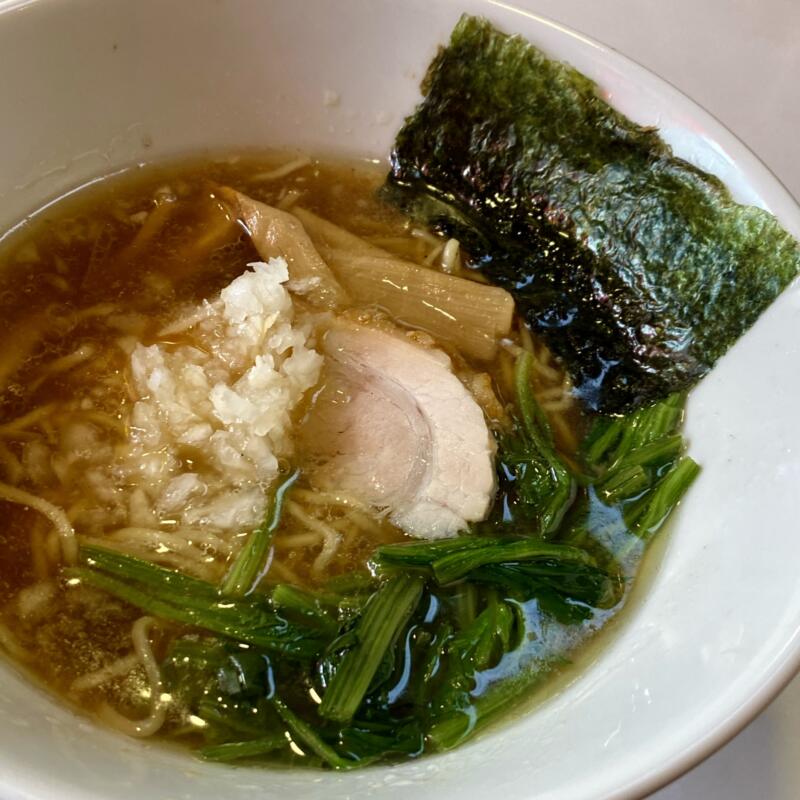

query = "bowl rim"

[493,2,800,797]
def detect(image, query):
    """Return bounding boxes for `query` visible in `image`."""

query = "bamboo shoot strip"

[176,195,240,266]
[318,575,424,723]
[115,198,175,265]
[221,469,299,597]
[219,188,348,309]
[293,207,514,360]
[82,198,175,288]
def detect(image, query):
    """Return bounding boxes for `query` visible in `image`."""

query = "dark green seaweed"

[384,14,800,411]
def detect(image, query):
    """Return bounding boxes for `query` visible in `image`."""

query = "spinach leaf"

[220,469,299,598]
[71,546,329,659]
[318,574,424,723]
[489,350,576,536]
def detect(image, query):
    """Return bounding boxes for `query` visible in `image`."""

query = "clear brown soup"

[0,152,618,765]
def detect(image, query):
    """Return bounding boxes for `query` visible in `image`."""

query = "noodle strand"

[0,483,77,564]
[95,616,167,738]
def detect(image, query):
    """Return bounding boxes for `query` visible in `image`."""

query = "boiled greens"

[67,374,697,768]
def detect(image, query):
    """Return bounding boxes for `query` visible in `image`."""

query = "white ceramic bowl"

[1,1,800,798]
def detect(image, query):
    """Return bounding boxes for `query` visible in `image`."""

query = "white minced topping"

[118,258,322,532]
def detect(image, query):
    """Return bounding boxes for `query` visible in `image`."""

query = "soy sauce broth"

[0,152,650,767]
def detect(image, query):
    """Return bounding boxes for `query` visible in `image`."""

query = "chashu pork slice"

[301,322,496,538]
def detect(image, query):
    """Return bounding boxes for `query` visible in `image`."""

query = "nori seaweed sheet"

[384,15,800,411]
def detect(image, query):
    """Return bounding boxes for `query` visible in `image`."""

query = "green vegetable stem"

[220,469,300,597]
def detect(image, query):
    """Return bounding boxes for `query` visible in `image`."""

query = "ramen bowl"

[0,1,799,798]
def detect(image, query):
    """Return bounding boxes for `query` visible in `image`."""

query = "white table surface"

[521,1,800,797]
